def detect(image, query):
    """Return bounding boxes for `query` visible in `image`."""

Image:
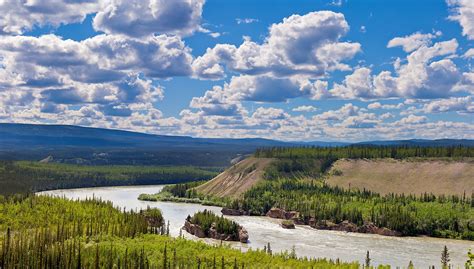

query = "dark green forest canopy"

[229,179,474,240]
[0,195,360,268]
[255,145,474,159]
[0,161,218,195]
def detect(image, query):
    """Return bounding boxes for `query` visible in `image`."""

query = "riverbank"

[38,185,474,268]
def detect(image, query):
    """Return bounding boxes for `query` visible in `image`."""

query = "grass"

[326,158,474,196]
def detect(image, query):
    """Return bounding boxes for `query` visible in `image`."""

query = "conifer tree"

[441,245,450,269]
[365,251,371,268]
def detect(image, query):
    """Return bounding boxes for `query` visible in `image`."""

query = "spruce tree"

[441,245,450,269]
[365,250,371,268]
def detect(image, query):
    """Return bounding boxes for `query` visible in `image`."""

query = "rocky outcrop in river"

[266,207,401,236]
[183,220,249,243]
[221,208,249,216]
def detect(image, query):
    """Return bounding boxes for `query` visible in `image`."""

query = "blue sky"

[0,0,473,141]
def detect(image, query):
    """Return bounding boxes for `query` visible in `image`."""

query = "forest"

[0,194,364,268]
[255,145,474,159]
[0,161,218,195]
[138,182,228,207]
[187,210,240,238]
[227,179,474,240]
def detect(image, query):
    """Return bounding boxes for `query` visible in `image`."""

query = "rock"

[238,227,249,243]
[312,220,337,230]
[357,222,379,234]
[183,220,205,238]
[184,220,249,243]
[281,220,295,229]
[357,222,401,236]
[292,217,305,225]
[376,227,402,236]
[284,211,299,219]
[333,220,358,232]
[221,208,247,216]
[266,207,286,219]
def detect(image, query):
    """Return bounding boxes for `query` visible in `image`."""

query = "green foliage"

[188,210,240,237]
[0,195,164,238]
[467,249,474,269]
[0,196,361,268]
[138,182,230,207]
[229,179,474,239]
[0,161,218,195]
[255,145,474,159]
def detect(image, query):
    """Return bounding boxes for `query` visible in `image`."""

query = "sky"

[0,0,473,142]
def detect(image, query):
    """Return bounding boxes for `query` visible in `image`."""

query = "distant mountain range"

[0,123,472,166]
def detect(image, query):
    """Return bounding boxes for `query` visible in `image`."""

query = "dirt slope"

[195,157,274,198]
[326,159,474,196]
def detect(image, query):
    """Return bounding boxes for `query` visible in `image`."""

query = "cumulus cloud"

[193,11,361,79]
[189,86,245,116]
[387,31,442,52]
[93,0,205,37]
[397,114,428,125]
[464,48,474,58]
[0,34,193,90]
[0,0,100,35]
[367,102,404,110]
[423,96,474,114]
[0,0,205,37]
[84,34,193,78]
[447,0,474,40]
[329,38,463,99]
[292,105,318,112]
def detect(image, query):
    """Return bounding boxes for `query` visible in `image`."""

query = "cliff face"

[183,220,249,243]
[195,157,274,198]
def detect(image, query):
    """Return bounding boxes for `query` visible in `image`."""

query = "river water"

[39,185,473,268]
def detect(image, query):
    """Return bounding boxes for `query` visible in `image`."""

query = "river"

[39,185,473,268]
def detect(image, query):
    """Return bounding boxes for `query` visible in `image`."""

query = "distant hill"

[0,123,296,166]
[0,123,472,166]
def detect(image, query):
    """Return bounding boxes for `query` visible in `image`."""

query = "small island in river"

[183,210,249,243]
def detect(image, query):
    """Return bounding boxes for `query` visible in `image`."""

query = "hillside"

[0,123,294,166]
[195,157,274,198]
[1,123,473,166]
[326,158,474,196]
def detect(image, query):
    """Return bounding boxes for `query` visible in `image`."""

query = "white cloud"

[0,0,100,35]
[397,114,428,125]
[84,34,193,78]
[330,38,463,99]
[189,86,245,116]
[0,34,194,90]
[292,105,318,112]
[193,11,361,79]
[93,0,205,37]
[423,96,474,114]
[387,31,441,52]
[447,0,474,40]
[367,102,404,110]
[464,48,474,58]
[236,18,258,24]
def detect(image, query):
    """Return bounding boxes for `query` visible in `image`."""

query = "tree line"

[0,195,364,268]
[227,179,474,240]
[0,161,218,195]
[255,145,474,159]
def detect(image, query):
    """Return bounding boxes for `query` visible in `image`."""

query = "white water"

[39,185,474,268]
